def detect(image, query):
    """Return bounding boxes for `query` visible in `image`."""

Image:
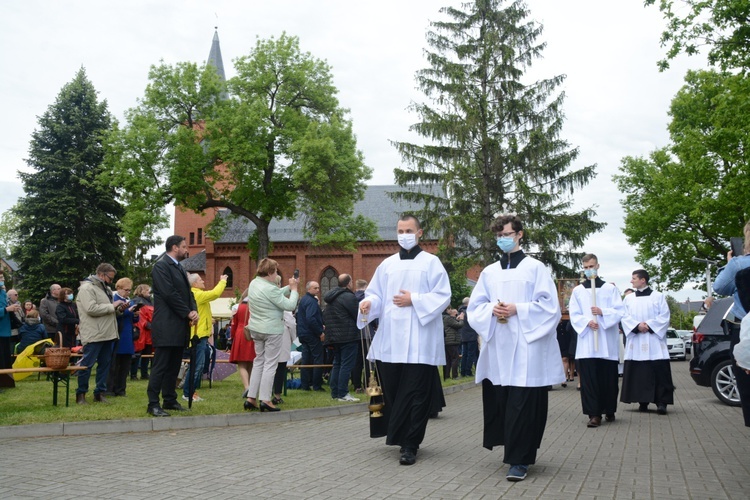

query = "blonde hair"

[115,277,133,290]
[744,220,750,255]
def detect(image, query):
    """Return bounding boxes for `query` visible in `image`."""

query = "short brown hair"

[490,214,522,234]
[256,258,278,277]
[58,288,74,303]
[96,263,116,275]
[582,253,598,264]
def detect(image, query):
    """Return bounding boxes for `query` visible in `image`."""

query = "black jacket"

[458,305,478,343]
[151,255,197,348]
[322,287,359,344]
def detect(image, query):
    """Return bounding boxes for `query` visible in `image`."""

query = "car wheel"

[711,360,742,407]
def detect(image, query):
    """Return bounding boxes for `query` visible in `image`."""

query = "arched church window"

[319,267,338,302]
[223,266,233,288]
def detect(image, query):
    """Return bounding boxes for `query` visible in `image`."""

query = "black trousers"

[620,359,674,405]
[577,358,619,416]
[482,380,549,465]
[376,362,437,450]
[729,325,750,426]
[107,353,131,396]
[147,346,183,409]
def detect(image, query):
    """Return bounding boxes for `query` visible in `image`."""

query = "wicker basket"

[44,332,71,370]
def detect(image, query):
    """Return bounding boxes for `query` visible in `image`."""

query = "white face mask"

[397,233,417,251]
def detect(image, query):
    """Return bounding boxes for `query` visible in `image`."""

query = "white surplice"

[468,257,564,387]
[569,282,625,361]
[357,251,451,366]
[621,290,670,361]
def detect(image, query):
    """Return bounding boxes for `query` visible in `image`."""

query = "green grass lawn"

[0,368,472,426]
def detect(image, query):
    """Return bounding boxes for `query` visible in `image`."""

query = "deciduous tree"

[615,70,750,289]
[109,34,376,262]
[646,0,750,71]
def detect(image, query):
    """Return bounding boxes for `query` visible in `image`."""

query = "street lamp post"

[692,257,721,296]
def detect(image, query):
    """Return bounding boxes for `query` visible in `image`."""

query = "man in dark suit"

[146,235,199,417]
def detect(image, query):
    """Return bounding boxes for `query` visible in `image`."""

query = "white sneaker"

[338,393,359,402]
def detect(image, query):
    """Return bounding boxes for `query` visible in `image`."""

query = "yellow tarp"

[12,339,54,381]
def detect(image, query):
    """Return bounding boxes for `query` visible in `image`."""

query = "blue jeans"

[299,335,324,390]
[184,337,208,397]
[329,342,358,399]
[77,339,115,395]
[460,341,478,377]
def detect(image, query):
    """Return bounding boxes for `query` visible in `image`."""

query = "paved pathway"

[0,363,748,499]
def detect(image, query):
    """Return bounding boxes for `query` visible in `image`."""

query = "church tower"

[173,28,227,254]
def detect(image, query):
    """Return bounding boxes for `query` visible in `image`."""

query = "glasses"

[497,232,516,238]
[122,289,131,292]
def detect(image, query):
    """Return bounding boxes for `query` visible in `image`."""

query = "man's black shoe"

[656,404,668,415]
[147,407,170,417]
[638,403,649,412]
[163,402,187,411]
[399,449,417,466]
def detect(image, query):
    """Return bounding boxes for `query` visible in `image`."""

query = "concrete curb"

[0,380,479,439]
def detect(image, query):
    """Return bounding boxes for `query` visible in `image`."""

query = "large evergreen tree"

[392,0,602,277]
[14,68,123,300]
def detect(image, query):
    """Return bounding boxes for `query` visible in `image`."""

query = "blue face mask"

[0,281,4,288]
[496,237,516,253]
[67,294,74,301]
[583,268,598,279]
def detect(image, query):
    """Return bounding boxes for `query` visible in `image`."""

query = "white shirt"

[358,250,451,365]
[621,290,671,361]
[467,257,564,387]
[569,281,625,361]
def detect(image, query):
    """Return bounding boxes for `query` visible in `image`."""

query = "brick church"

[175,31,439,299]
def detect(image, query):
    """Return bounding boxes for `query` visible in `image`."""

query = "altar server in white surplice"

[467,214,563,483]
[569,254,625,428]
[619,268,673,415]
[358,214,451,467]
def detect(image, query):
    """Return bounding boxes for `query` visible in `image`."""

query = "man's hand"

[360,300,371,315]
[637,322,650,333]
[113,300,126,310]
[588,320,599,330]
[188,310,199,325]
[320,333,325,342]
[393,290,412,307]
[496,302,517,318]
[590,306,602,316]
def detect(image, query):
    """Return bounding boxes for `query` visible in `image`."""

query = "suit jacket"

[151,255,197,348]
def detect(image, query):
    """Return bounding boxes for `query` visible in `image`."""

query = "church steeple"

[207,27,226,83]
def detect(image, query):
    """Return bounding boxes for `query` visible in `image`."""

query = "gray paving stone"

[0,363,749,499]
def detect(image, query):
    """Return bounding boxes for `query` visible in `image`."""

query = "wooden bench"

[0,366,88,407]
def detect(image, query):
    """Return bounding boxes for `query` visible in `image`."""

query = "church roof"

[217,185,433,244]
[181,249,207,272]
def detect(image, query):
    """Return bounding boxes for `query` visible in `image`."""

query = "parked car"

[676,329,692,354]
[666,329,686,360]
[689,297,740,406]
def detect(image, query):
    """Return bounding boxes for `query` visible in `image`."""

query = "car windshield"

[666,330,679,339]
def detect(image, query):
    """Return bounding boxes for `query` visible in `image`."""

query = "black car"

[689,297,740,406]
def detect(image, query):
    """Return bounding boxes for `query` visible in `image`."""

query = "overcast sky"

[0,1,711,300]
